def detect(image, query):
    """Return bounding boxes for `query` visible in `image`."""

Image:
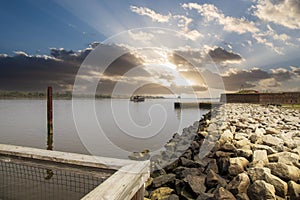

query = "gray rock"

[221,142,237,152]
[252,144,277,155]
[180,157,202,168]
[266,127,280,135]
[267,163,300,182]
[205,169,227,189]
[252,150,268,167]
[205,159,219,174]
[214,187,236,200]
[153,174,176,188]
[228,157,249,176]
[173,167,203,179]
[219,129,233,144]
[262,135,284,146]
[262,172,288,198]
[288,181,300,200]
[226,172,250,195]
[247,167,271,182]
[184,174,206,195]
[268,152,300,167]
[247,180,276,200]
[234,139,251,149]
[234,133,249,141]
[236,148,253,160]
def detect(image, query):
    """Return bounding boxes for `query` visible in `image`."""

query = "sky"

[0,0,299,97]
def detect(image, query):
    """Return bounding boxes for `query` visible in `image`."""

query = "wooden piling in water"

[47,87,53,144]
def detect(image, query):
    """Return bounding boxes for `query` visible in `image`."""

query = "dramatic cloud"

[130,5,171,23]
[208,47,242,63]
[0,51,78,91]
[291,66,300,76]
[0,43,145,92]
[221,67,299,91]
[254,0,300,29]
[270,67,293,81]
[168,46,243,68]
[182,3,259,34]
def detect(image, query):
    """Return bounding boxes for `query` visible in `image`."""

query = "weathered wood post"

[47,86,53,150]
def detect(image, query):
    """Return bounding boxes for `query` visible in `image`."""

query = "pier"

[174,102,223,109]
[0,144,149,200]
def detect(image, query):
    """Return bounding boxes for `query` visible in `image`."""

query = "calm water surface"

[0,99,207,159]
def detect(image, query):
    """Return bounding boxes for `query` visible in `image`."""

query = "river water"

[0,99,208,159]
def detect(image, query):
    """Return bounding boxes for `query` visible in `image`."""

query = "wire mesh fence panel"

[0,156,114,200]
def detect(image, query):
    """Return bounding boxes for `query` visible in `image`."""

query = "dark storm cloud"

[103,52,144,76]
[208,47,242,63]
[222,68,271,90]
[271,68,293,81]
[0,52,78,91]
[168,46,243,68]
[0,43,144,92]
[291,66,300,76]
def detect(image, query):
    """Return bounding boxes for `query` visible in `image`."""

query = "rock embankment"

[144,104,300,200]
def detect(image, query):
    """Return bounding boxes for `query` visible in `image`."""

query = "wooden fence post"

[47,87,53,150]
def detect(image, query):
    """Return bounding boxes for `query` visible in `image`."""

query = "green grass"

[281,104,300,109]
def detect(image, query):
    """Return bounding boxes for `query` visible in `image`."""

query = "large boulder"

[226,172,250,195]
[265,127,280,135]
[247,167,271,182]
[262,135,284,146]
[252,144,277,155]
[205,169,227,189]
[228,157,249,176]
[252,150,268,167]
[288,181,300,200]
[267,163,300,182]
[262,172,288,198]
[153,174,176,188]
[184,174,206,195]
[214,187,236,200]
[267,152,300,167]
[247,180,276,200]
[219,129,233,144]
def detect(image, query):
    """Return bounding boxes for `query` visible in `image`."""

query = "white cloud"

[173,15,193,32]
[128,30,154,41]
[253,0,300,29]
[266,25,290,42]
[182,3,259,34]
[258,78,280,87]
[185,30,203,41]
[0,54,8,58]
[252,33,284,54]
[130,5,171,23]
[14,51,29,57]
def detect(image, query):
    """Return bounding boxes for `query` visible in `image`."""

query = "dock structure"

[0,144,150,200]
[174,102,223,109]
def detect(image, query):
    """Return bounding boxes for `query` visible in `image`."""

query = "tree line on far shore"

[0,91,164,99]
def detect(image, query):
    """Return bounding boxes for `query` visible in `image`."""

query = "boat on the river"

[130,95,145,102]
